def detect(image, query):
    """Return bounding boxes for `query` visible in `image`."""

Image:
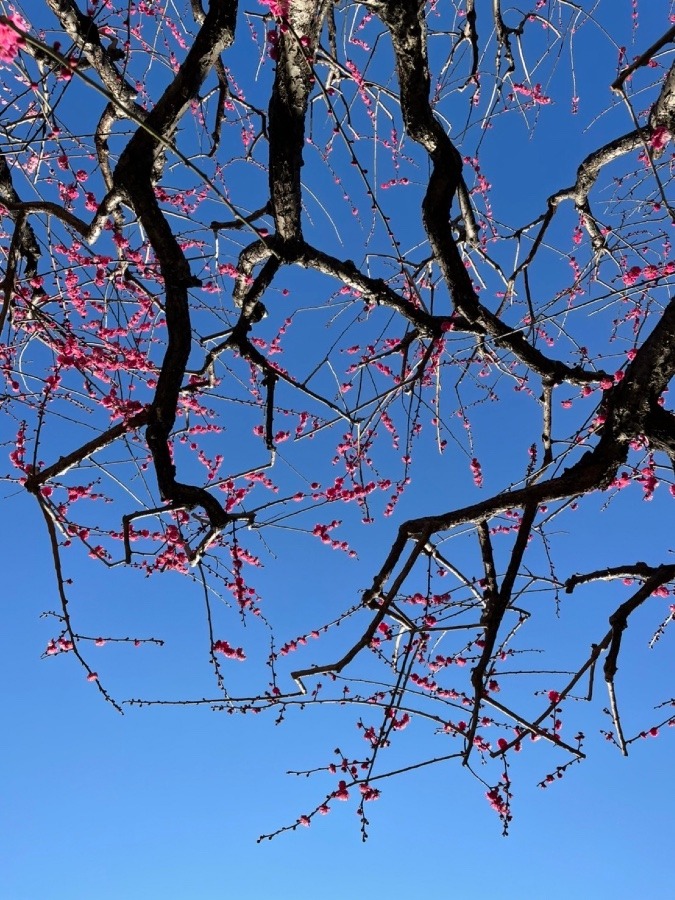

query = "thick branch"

[45,0,140,107]
[113,0,238,527]
[378,0,597,385]
[268,1,330,244]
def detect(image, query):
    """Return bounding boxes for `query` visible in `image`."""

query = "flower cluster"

[0,14,27,65]
[212,640,246,661]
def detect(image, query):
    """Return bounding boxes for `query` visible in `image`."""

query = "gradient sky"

[3,491,675,899]
[3,489,675,898]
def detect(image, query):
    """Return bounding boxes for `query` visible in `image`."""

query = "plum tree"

[1,0,675,837]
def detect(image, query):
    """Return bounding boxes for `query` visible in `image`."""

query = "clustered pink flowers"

[0,14,27,64]
[650,125,670,152]
[212,639,246,661]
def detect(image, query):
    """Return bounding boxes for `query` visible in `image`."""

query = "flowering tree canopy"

[2,0,675,837]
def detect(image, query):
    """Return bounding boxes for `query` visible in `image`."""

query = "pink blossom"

[259,0,289,19]
[470,457,483,487]
[622,265,642,287]
[512,82,551,105]
[0,14,27,65]
[359,783,380,802]
[486,787,509,815]
[212,639,246,661]
[334,780,350,801]
[392,713,410,731]
[650,126,670,152]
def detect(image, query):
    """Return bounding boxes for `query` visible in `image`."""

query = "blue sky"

[2,1,675,897]
[2,494,675,899]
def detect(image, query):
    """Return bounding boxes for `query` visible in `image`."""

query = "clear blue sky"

[3,491,675,898]
[2,2,675,898]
